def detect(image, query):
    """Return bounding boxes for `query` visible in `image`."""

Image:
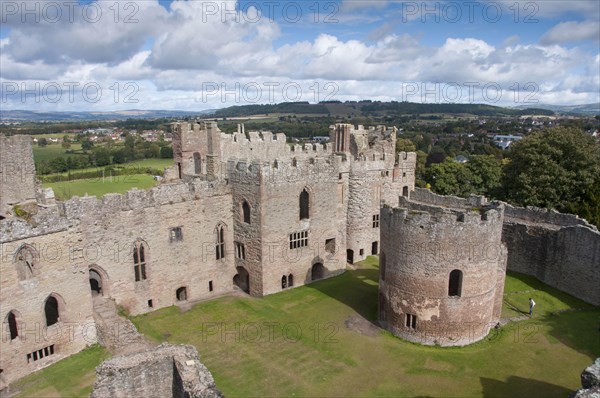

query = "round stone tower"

[378,196,507,346]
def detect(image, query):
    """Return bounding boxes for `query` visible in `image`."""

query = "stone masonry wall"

[91,343,222,398]
[379,199,507,347]
[503,205,600,306]
[0,135,38,217]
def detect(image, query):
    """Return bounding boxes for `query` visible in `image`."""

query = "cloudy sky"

[1,0,599,111]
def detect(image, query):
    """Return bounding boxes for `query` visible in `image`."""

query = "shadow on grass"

[480,376,573,398]
[305,261,380,322]
[543,310,600,358]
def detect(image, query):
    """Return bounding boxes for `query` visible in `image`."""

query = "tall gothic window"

[216,225,225,260]
[133,242,147,282]
[299,189,310,220]
[242,201,251,224]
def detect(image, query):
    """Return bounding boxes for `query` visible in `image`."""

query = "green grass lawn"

[45,173,160,200]
[10,259,599,397]
[129,258,599,398]
[11,345,108,398]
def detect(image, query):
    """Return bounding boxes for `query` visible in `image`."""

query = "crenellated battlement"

[384,199,504,227]
[0,180,231,242]
[226,155,348,185]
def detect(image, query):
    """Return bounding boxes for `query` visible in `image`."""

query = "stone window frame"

[372,214,380,228]
[133,240,148,282]
[14,244,39,281]
[241,200,251,224]
[289,231,308,249]
[405,313,417,330]
[235,242,246,260]
[299,188,310,220]
[215,223,226,260]
[169,227,183,242]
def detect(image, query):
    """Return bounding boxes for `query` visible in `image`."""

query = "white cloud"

[541,20,600,45]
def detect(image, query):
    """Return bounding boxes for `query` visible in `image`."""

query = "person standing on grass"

[529,298,536,316]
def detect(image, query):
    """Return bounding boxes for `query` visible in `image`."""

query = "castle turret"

[171,121,222,179]
[379,194,507,346]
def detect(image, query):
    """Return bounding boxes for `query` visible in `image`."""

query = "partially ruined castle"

[1,122,598,388]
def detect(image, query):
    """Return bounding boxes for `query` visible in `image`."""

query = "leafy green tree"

[91,147,111,166]
[395,138,416,154]
[61,135,71,149]
[81,139,94,151]
[468,155,503,198]
[501,127,600,211]
[37,138,48,147]
[160,146,173,159]
[425,160,476,197]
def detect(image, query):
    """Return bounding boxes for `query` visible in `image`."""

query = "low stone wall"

[91,343,223,398]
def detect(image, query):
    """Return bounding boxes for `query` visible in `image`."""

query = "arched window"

[44,296,59,326]
[242,201,251,224]
[448,269,463,297]
[193,152,201,174]
[281,275,287,289]
[288,274,294,287]
[15,245,37,280]
[133,242,147,282]
[299,189,310,220]
[216,225,225,260]
[6,311,18,340]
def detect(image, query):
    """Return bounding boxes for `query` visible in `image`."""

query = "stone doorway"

[311,263,325,281]
[233,267,250,293]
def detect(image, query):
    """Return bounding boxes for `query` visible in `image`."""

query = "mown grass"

[45,173,159,200]
[11,345,108,398]
[130,259,600,398]
[9,259,598,397]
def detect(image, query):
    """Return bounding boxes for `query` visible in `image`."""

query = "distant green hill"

[212,101,555,118]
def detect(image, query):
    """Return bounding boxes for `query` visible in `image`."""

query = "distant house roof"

[454,155,469,163]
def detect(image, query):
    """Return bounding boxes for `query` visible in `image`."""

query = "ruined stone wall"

[0,227,95,386]
[67,181,235,315]
[0,135,38,217]
[0,180,235,385]
[91,344,222,398]
[503,205,600,306]
[379,199,507,346]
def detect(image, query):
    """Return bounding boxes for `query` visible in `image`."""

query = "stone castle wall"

[0,135,38,217]
[91,344,222,398]
[503,205,600,306]
[379,194,507,346]
[0,179,236,384]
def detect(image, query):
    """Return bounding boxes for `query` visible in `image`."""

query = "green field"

[41,158,174,178]
[45,174,160,200]
[11,259,599,397]
[32,143,84,162]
